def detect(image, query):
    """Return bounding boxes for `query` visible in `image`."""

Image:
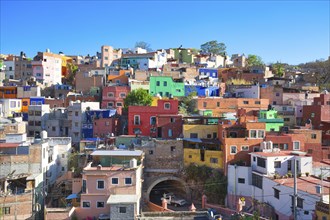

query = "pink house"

[74,150,144,220]
[101,86,131,110]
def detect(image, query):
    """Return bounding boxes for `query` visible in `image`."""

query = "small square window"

[116,102,123,107]
[276,93,280,97]
[97,180,105,189]
[274,188,280,199]
[255,101,261,104]
[210,158,218,163]
[274,161,281,168]
[125,178,132,185]
[293,141,300,150]
[188,155,192,158]
[243,101,249,104]
[311,134,317,139]
[149,150,153,155]
[97,201,105,208]
[164,103,170,109]
[170,118,175,123]
[156,81,160,86]
[241,146,249,151]
[171,146,176,152]
[119,207,126,213]
[108,92,114,97]
[112,178,119,185]
[217,102,220,107]
[163,81,167,86]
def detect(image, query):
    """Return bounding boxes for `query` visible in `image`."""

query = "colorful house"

[185,85,219,97]
[258,109,284,132]
[183,116,223,169]
[0,99,22,117]
[101,86,130,110]
[128,99,179,137]
[149,76,184,98]
[0,86,17,99]
[75,150,143,220]
[107,69,130,85]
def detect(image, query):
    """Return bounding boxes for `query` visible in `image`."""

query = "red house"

[156,115,183,139]
[101,86,131,112]
[93,117,119,138]
[128,99,179,137]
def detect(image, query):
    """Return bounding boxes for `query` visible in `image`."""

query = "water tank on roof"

[41,130,48,139]
[130,158,137,168]
[46,49,50,53]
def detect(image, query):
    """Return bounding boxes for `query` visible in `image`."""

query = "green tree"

[68,152,83,178]
[201,40,226,56]
[179,91,197,115]
[135,41,152,52]
[271,62,285,77]
[247,54,264,67]
[65,62,78,86]
[124,88,153,110]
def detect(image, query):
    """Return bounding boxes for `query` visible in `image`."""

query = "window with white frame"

[241,146,249,151]
[150,116,156,125]
[107,92,114,97]
[250,130,257,138]
[168,129,173,137]
[125,177,132,185]
[82,201,90,208]
[108,102,114,107]
[97,180,105,189]
[116,102,123,107]
[230,146,237,154]
[112,178,118,185]
[119,93,126,98]
[293,141,300,150]
[134,115,140,125]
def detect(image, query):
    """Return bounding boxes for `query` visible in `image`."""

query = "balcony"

[316,201,329,214]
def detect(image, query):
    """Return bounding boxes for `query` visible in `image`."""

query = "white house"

[4,60,15,79]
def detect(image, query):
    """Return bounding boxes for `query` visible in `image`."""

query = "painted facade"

[258,109,284,132]
[149,76,184,98]
[101,86,130,110]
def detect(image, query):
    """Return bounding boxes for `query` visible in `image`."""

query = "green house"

[258,109,284,132]
[149,76,185,97]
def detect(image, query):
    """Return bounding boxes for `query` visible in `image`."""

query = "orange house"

[21,98,30,113]
[107,69,130,85]
[0,86,17,99]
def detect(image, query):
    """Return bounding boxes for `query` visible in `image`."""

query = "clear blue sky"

[1,1,329,65]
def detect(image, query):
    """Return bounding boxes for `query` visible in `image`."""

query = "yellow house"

[184,148,223,169]
[315,197,329,220]
[61,56,73,77]
[183,124,218,139]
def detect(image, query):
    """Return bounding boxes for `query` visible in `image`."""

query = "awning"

[182,138,202,143]
[107,194,139,204]
[66,194,78,200]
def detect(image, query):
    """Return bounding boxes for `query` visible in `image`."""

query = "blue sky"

[0,1,329,65]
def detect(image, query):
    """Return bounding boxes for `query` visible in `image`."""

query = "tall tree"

[271,62,285,77]
[135,41,152,52]
[200,40,226,56]
[247,54,264,67]
[124,88,153,109]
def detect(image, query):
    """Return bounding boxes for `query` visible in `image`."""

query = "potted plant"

[305,172,310,177]
[298,173,302,177]
[287,171,292,178]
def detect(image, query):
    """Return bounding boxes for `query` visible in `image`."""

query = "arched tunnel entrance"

[147,176,190,206]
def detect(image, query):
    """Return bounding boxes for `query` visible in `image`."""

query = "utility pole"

[293,158,297,220]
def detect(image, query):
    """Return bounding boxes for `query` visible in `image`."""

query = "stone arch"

[146,176,189,201]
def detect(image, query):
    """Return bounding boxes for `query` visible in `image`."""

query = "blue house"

[199,68,218,79]
[30,97,45,105]
[82,109,117,139]
[185,85,219,97]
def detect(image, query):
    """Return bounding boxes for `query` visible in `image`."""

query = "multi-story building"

[32,51,62,86]
[100,45,122,68]
[27,104,50,137]
[4,59,15,79]
[128,99,179,137]
[172,48,196,64]
[226,84,260,99]
[74,70,104,95]
[101,86,130,110]
[0,99,22,117]
[67,101,100,143]
[0,117,26,140]
[46,108,70,137]
[258,109,284,132]
[0,86,17,99]
[149,76,185,98]
[16,86,41,99]
[75,150,144,220]
[121,50,167,70]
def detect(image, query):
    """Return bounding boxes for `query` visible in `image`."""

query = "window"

[97,201,105,208]
[125,178,132,185]
[291,197,304,209]
[75,111,79,116]
[62,167,65,171]
[164,103,170,109]
[217,102,220,107]
[258,130,265,138]
[105,121,110,126]
[171,146,176,152]
[311,134,317,139]
[104,48,108,52]
[10,101,16,108]
[104,57,108,60]
[108,92,114,97]
[241,146,249,151]
[250,130,257,138]
[213,132,217,138]
[112,178,119,185]
[190,133,198,138]
[273,101,277,105]
[108,102,114,107]
[165,92,169,97]
[82,201,90,208]
[257,157,266,168]
[274,161,281,168]
[282,106,287,111]
[116,102,123,107]
[210,158,218,163]
[274,188,280,199]
[120,93,126,98]
[150,116,156,125]
[207,134,212,138]
[243,101,249,104]
[307,149,313,154]
[134,115,140,125]
[253,156,256,162]
[311,113,315,118]
[52,126,56,131]
[203,102,207,108]
[255,101,261,104]
[238,178,245,184]
[156,81,160,86]
[133,128,141,134]
[284,118,290,122]
[170,118,175,123]
[149,150,153,155]
[97,180,105,189]
[163,81,167,86]
[119,207,126,213]
[230,146,237,154]
[252,173,263,189]
[2,207,10,215]
[168,129,173,137]
[293,141,300,150]
[276,93,280,97]
[82,180,87,193]
[189,155,192,158]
